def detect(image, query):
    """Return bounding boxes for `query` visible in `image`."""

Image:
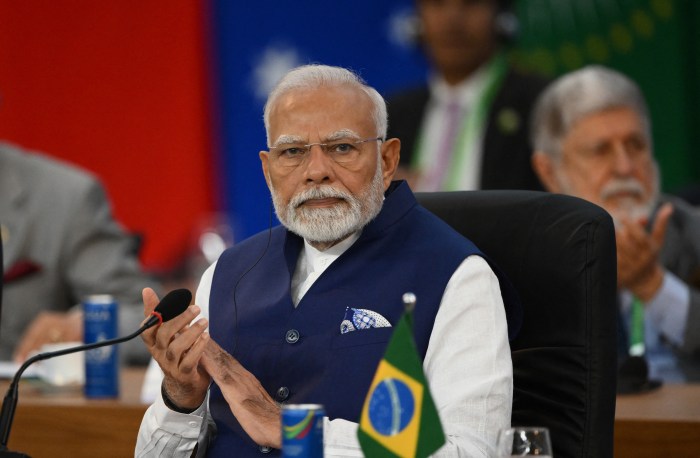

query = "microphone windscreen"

[154,289,192,322]
[619,355,648,380]
[616,355,662,394]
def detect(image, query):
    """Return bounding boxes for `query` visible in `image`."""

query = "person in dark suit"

[386,0,548,191]
[531,65,700,382]
[0,141,157,364]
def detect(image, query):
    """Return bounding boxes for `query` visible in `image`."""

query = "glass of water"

[497,426,553,457]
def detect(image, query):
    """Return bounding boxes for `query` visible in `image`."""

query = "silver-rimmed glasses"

[268,137,383,167]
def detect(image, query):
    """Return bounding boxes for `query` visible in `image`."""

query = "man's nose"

[611,144,634,175]
[303,145,333,183]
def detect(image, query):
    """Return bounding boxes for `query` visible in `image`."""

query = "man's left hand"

[201,339,281,449]
[616,202,673,301]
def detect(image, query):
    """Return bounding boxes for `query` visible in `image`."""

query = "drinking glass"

[497,426,553,457]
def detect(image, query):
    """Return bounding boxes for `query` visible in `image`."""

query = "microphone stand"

[0,324,149,456]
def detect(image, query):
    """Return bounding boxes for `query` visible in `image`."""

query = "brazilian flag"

[357,309,445,457]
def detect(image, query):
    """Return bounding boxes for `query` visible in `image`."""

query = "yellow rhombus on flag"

[357,307,445,457]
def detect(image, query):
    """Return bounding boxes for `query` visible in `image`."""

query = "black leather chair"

[416,190,617,458]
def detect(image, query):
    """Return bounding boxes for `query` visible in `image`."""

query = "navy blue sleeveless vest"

[206,181,520,456]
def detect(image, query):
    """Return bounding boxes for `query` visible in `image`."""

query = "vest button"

[259,445,272,454]
[285,329,300,344]
[276,386,290,401]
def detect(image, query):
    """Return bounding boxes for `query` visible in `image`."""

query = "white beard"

[270,161,385,244]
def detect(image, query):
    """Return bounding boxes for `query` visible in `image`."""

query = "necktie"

[423,100,463,191]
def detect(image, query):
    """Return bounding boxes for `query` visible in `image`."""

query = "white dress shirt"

[414,64,492,192]
[136,237,512,457]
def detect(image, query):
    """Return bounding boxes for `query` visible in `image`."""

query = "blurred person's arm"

[13,177,156,364]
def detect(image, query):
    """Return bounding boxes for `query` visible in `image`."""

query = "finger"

[651,203,673,248]
[158,320,208,380]
[152,318,208,365]
[178,331,210,376]
[142,287,160,318]
[154,305,203,352]
[623,220,648,243]
[166,317,209,362]
[140,288,162,347]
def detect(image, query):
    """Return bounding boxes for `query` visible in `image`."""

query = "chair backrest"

[416,190,617,458]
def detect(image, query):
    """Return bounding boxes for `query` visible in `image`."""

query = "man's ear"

[259,151,272,189]
[531,151,561,193]
[380,138,401,188]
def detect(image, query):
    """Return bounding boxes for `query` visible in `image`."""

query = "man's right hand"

[616,203,673,301]
[141,287,211,410]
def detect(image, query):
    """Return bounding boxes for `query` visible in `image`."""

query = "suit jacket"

[386,67,549,191]
[658,195,700,363]
[0,142,154,363]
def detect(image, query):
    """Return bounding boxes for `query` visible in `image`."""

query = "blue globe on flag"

[368,378,416,436]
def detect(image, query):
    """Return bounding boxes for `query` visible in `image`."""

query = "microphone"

[617,355,662,394]
[0,288,192,456]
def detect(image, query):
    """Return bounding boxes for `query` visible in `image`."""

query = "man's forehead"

[567,109,645,140]
[267,85,375,143]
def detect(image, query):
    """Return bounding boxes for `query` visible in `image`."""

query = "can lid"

[83,294,116,304]
[282,404,324,410]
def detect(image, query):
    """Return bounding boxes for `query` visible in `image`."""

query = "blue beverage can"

[83,294,119,398]
[281,404,324,457]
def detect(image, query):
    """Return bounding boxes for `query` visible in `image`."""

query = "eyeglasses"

[268,137,383,167]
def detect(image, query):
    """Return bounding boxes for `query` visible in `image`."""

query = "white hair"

[531,65,652,158]
[263,64,388,146]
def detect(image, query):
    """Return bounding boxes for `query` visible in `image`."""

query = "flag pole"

[402,292,416,330]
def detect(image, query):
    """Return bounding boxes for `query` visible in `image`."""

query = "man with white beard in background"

[531,65,700,385]
[135,64,519,457]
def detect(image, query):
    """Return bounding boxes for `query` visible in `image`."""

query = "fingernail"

[189,305,200,314]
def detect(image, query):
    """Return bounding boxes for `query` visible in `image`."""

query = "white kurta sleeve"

[135,262,216,457]
[322,255,512,457]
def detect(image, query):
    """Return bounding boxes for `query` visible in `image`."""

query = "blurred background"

[1,0,698,278]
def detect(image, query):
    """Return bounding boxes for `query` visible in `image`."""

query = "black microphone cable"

[0,288,192,452]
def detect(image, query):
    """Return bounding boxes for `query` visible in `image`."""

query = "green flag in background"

[357,305,445,457]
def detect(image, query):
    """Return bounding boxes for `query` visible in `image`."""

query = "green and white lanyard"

[629,296,646,356]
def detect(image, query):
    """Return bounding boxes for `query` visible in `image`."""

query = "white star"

[251,46,302,101]
[387,8,420,50]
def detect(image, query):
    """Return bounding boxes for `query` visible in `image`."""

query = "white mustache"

[290,186,350,208]
[600,179,645,199]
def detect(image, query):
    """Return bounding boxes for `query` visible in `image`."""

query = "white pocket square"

[340,307,391,334]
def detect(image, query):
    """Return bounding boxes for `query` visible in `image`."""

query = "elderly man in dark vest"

[136,64,519,457]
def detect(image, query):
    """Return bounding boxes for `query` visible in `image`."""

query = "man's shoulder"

[218,226,287,261]
[495,66,551,106]
[1,141,98,189]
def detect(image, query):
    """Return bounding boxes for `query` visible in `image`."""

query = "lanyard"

[629,296,646,356]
